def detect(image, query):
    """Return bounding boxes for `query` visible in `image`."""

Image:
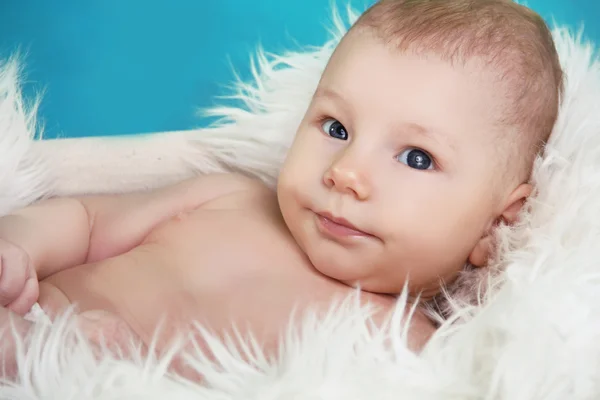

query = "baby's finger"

[7,277,39,316]
[0,255,28,306]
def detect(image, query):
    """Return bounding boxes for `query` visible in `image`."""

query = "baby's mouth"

[314,211,372,238]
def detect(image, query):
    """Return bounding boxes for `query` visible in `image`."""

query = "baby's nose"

[323,165,370,200]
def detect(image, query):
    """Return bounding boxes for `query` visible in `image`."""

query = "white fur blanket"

[0,10,600,399]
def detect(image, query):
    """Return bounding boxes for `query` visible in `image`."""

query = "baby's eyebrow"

[313,87,353,114]
[399,122,457,152]
[314,87,343,102]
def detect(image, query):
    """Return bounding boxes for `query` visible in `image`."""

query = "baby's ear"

[500,183,533,225]
[468,183,533,267]
[468,236,493,267]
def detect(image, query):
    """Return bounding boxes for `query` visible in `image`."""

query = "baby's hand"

[0,239,39,315]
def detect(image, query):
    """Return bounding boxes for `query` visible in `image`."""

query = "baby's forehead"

[334,32,512,92]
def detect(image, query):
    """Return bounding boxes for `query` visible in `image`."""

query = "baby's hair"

[352,0,564,183]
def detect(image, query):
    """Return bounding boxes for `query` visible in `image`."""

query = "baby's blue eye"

[397,148,434,170]
[321,119,348,140]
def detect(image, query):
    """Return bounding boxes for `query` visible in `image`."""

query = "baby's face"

[277,31,514,296]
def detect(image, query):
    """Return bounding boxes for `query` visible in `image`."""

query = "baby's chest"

[137,206,342,326]
[138,208,359,339]
[143,203,306,283]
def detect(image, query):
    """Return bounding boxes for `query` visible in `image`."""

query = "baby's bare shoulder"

[215,173,270,192]
[197,173,274,208]
[193,172,269,196]
[150,172,269,211]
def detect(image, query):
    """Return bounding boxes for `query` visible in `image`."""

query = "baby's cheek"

[401,229,469,283]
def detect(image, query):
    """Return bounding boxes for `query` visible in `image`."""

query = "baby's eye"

[321,118,348,140]
[397,148,434,170]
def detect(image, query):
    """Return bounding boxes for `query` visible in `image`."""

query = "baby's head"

[277,0,563,298]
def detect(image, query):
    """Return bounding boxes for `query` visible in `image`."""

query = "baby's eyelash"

[315,115,335,125]
[314,115,343,132]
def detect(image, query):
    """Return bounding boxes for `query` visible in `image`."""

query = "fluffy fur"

[0,8,599,399]
[0,57,49,214]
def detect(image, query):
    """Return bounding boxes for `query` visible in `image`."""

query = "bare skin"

[0,30,537,379]
[0,174,434,379]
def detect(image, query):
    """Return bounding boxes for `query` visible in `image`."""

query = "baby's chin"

[309,257,362,286]
[309,251,446,298]
[297,232,408,294]
[310,258,403,295]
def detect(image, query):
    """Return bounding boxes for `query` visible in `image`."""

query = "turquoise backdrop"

[0,1,597,138]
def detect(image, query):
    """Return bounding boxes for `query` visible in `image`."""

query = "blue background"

[0,1,598,139]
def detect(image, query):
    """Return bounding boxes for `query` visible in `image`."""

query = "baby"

[0,0,562,374]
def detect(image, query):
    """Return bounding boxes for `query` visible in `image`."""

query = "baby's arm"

[0,197,94,283]
[0,173,251,281]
